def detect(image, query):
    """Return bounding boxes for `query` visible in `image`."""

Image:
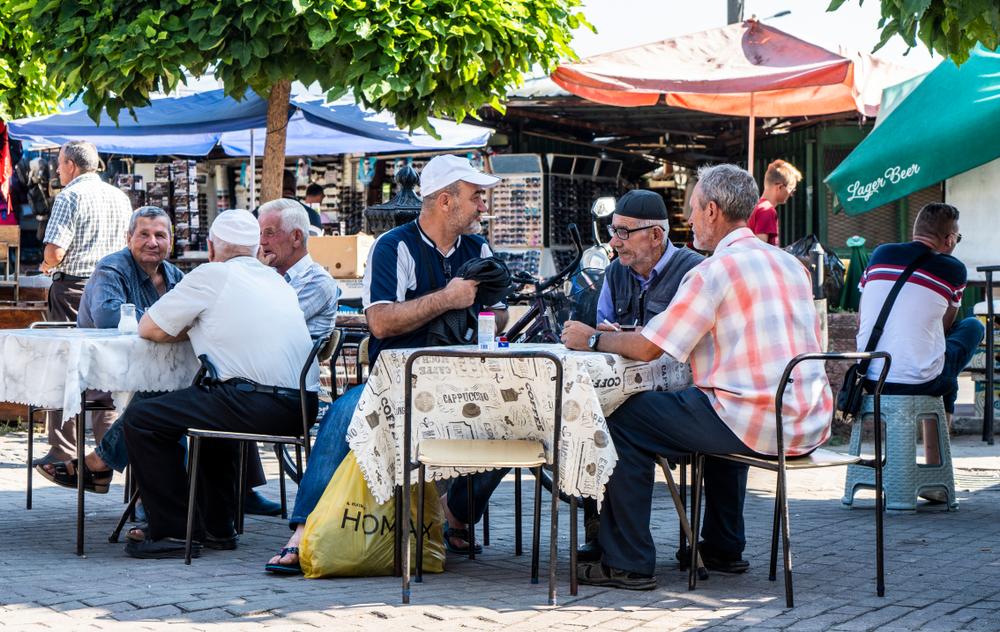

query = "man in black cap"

[581,189,704,561]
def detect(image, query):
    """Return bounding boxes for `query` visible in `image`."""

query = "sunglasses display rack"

[487,154,546,279]
[547,174,621,248]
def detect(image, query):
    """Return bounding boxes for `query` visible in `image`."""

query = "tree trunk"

[259,79,292,205]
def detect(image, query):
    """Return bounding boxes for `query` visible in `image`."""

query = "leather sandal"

[36,459,112,494]
[443,527,483,554]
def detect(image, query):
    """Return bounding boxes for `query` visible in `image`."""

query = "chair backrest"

[29,321,76,329]
[0,226,19,245]
[359,335,370,367]
[318,328,343,364]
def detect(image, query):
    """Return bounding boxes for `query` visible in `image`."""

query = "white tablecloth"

[0,329,200,423]
[346,343,693,505]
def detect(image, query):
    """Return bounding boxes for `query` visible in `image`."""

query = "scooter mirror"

[591,197,616,218]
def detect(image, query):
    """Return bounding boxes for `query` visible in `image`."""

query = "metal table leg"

[77,392,86,556]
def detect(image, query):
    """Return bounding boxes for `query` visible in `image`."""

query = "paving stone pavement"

[1,430,999,631]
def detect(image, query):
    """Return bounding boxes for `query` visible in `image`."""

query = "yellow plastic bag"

[300,451,446,578]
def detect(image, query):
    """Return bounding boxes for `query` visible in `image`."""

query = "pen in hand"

[602,318,622,332]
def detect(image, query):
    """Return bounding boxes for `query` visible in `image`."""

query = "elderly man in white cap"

[265,154,506,573]
[121,209,319,559]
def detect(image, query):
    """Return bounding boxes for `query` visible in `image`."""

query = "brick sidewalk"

[1,430,999,631]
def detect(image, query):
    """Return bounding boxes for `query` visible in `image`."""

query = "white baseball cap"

[419,154,501,198]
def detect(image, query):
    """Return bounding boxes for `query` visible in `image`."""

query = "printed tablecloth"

[347,343,693,505]
[0,329,200,423]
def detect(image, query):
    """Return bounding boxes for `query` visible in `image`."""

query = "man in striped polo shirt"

[856,203,984,473]
[562,164,832,590]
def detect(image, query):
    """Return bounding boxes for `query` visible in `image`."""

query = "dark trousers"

[122,383,316,541]
[866,317,985,414]
[47,277,86,322]
[599,387,757,576]
[446,468,510,525]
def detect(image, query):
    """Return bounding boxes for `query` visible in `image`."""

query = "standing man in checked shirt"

[35,140,132,467]
[562,164,832,590]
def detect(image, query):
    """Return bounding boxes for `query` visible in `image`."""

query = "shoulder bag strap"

[411,220,438,291]
[857,249,935,375]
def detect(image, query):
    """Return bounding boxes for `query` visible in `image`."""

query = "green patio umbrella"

[825,46,1000,216]
[840,236,869,312]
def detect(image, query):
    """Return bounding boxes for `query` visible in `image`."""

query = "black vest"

[606,246,705,327]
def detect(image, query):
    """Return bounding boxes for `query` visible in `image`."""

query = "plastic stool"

[842,394,957,514]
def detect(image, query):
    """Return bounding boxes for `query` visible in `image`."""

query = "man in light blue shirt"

[258,199,340,336]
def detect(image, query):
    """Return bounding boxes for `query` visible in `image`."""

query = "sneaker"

[577,561,657,591]
[919,490,948,504]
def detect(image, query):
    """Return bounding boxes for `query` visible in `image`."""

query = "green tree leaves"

[6,0,589,134]
[829,0,1000,65]
[0,9,63,120]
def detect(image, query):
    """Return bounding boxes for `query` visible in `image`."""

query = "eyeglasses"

[951,232,962,244]
[608,225,657,240]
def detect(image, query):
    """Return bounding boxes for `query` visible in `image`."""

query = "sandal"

[443,527,483,554]
[265,547,302,574]
[577,561,657,591]
[36,459,112,494]
[126,523,150,543]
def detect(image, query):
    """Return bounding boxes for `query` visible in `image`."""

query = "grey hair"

[695,164,760,223]
[633,218,670,232]
[207,235,258,261]
[421,180,463,211]
[128,206,172,235]
[61,140,100,173]
[257,198,311,247]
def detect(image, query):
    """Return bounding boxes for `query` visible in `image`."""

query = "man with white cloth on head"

[121,209,319,560]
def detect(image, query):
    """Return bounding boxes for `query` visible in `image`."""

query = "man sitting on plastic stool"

[855,202,984,501]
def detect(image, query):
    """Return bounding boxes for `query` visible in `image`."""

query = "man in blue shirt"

[266,154,507,573]
[38,206,183,489]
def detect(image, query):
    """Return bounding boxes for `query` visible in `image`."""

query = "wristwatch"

[588,332,602,351]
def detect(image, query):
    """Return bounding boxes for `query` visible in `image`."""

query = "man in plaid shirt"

[562,164,831,590]
[35,141,132,466]
[41,140,132,320]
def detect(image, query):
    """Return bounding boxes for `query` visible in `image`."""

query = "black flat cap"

[615,190,667,220]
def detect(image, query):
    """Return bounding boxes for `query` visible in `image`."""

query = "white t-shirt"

[147,256,319,391]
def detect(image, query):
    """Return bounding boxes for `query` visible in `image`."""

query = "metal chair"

[272,330,347,486]
[182,331,340,564]
[687,351,891,608]
[25,322,115,512]
[398,348,574,606]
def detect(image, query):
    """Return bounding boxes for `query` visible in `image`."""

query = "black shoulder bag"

[836,250,934,420]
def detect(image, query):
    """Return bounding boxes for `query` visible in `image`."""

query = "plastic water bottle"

[118,303,139,335]
[478,312,496,352]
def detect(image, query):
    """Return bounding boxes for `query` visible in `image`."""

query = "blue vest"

[605,247,704,326]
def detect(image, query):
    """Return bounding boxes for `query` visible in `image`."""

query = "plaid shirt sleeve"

[43,190,77,249]
[641,270,716,363]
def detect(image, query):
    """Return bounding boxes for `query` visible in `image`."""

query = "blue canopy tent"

[8,88,491,207]
[8,89,491,153]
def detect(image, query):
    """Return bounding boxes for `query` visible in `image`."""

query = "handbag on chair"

[836,250,933,420]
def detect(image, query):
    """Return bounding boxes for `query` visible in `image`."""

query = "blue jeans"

[288,383,510,528]
[289,384,364,527]
[94,391,168,472]
[599,387,756,576]
[866,317,985,413]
